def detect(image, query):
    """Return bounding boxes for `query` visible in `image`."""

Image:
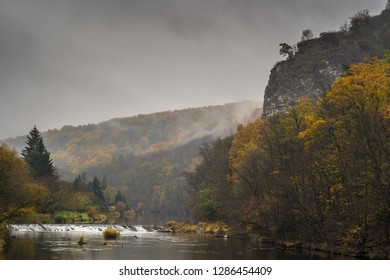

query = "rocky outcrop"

[262,9,390,118]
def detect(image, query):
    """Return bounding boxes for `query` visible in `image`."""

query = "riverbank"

[164,221,388,259]
[164,221,360,258]
[251,235,390,260]
[0,223,11,253]
[3,219,387,259]
[165,221,230,235]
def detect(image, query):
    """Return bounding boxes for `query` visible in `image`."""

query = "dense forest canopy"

[186,53,390,258]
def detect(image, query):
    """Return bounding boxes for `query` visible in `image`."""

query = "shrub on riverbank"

[166,221,182,232]
[165,221,228,235]
[199,221,228,235]
[166,220,198,233]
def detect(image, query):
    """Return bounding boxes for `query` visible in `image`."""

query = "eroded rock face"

[262,10,390,118]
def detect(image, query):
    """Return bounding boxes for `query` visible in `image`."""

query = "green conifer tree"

[21,126,56,178]
[90,176,107,210]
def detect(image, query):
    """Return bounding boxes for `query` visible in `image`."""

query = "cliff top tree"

[349,9,371,28]
[279,43,295,59]
[301,29,314,41]
[21,126,56,178]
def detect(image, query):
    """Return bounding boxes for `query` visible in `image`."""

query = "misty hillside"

[3,101,261,178]
[1,101,261,214]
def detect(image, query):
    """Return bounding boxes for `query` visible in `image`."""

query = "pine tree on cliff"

[21,126,56,178]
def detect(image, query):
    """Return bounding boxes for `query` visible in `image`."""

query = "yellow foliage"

[384,105,390,119]
[166,220,181,232]
[165,221,228,234]
[298,119,327,140]
[294,97,320,126]
[229,119,267,178]
[330,183,344,194]
[197,221,228,234]
[0,145,50,223]
[180,224,198,233]
[103,227,120,239]
[295,56,390,151]
[327,57,390,114]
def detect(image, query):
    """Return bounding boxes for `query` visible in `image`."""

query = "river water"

[0,224,350,260]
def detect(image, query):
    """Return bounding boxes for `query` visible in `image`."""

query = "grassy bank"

[54,211,107,224]
[54,211,92,223]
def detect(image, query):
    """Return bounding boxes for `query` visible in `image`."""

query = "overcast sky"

[0,0,386,139]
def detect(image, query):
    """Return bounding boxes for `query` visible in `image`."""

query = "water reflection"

[1,231,351,260]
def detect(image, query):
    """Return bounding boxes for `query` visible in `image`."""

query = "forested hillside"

[187,53,390,258]
[2,101,261,215]
[3,102,259,177]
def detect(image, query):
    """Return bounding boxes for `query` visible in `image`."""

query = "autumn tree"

[21,126,56,178]
[183,136,234,222]
[180,53,390,257]
[229,120,273,234]
[290,55,390,255]
[0,145,50,224]
[229,115,311,239]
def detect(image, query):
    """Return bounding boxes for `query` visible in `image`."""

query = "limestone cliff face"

[262,9,390,118]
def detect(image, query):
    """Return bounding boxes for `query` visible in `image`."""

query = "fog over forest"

[0,0,385,139]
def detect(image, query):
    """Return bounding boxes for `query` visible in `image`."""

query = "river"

[0,224,352,260]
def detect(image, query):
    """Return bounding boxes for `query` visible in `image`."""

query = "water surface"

[1,224,351,260]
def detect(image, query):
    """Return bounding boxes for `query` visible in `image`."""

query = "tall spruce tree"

[21,126,55,178]
[90,176,107,210]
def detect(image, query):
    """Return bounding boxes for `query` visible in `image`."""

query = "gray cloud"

[0,0,386,139]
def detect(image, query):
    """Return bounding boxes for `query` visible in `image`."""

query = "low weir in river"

[8,223,149,235]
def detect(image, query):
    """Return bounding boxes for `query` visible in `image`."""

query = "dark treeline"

[185,53,390,258]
